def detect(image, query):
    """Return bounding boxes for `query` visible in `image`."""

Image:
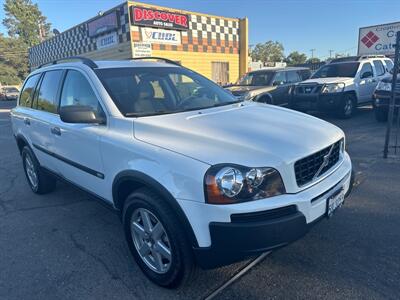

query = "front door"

[51,69,107,197]
[358,62,377,103]
[212,62,229,85]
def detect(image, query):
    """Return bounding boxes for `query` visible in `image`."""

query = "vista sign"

[130,6,189,31]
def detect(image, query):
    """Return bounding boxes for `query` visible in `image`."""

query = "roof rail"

[129,57,181,66]
[38,56,98,69]
[358,55,386,60]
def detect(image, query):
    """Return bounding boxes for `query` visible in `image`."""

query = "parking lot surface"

[0,101,399,299]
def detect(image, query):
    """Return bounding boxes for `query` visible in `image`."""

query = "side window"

[373,60,385,76]
[359,63,374,79]
[272,72,287,86]
[60,70,103,114]
[299,69,311,81]
[36,70,63,113]
[287,71,301,83]
[19,74,40,107]
[385,59,394,72]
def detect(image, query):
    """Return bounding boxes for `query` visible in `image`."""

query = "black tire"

[21,146,57,194]
[122,188,197,288]
[374,106,388,122]
[337,93,357,119]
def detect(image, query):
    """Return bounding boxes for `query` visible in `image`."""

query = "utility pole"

[329,49,334,59]
[310,49,316,59]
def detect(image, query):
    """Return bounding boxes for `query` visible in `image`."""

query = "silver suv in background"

[291,55,393,118]
[225,67,311,106]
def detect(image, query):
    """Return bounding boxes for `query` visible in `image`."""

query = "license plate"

[326,188,345,217]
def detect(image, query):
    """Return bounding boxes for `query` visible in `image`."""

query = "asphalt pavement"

[0,101,399,300]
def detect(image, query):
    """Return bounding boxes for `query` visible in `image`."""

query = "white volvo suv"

[11,57,353,288]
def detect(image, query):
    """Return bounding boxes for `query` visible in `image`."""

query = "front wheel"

[337,93,356,119]
[123,188,197,288]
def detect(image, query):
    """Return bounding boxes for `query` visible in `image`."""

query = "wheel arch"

[345,90,358,102]
[112,170,199,247]
[255,92,273,104]
[15,133,30,154]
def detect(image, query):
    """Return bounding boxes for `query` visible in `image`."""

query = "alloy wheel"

[344,98,353,116]
[131,208,172,274]
[25,155,38,189]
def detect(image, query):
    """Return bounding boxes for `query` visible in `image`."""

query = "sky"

[1,0,400,60]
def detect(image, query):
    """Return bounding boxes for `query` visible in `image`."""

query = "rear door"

[50,69,107,196]
[357,62,376,103]
[372,60,387,82]
[12,73,41,144]
[29,70,64,172]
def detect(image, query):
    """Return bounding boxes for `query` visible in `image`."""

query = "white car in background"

[11,57,353,288]
[291,55,393,118]
[0,86,20,101]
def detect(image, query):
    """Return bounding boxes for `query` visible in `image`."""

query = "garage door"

[212,62,229,85]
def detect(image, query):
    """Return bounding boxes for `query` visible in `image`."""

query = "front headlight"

[204,164,286,204]
[322,83,345,93]
[376,81,392,92]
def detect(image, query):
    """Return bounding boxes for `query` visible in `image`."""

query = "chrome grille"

[294,140,342,187]
[294,84,322,94]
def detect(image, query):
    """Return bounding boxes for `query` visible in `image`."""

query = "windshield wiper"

[125,110,172,117]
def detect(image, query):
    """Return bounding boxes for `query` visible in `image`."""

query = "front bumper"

[292,92,345,111]
[177,153,353,269]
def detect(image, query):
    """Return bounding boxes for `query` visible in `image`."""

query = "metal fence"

[383,31,400,158]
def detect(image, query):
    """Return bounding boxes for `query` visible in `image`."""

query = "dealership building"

[29,1,249,84]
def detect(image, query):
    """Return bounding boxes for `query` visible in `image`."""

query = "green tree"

[0,34,30,80]
[250,41,285,63]
[3,0,51,47]
[286,51,307,65]
[0,0,50,84]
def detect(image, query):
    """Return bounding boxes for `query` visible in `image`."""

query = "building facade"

[29,1,248,84]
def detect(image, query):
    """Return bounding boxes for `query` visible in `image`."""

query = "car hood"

[225,85,274,96]
[301,77,353,85]
[133,102,344,168]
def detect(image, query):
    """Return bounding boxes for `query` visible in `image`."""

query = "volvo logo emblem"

[313,145,334,180]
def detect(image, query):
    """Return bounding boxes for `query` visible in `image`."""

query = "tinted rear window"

[19,74,40,107]
[35,70,63,113]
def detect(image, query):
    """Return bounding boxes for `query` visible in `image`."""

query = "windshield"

[96,67,240,117]
[5,87,18,92]
[236,72,274,86]
[312,62,360,78]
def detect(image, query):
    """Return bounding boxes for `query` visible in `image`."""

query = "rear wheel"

[374,106,388,122]
[337,93,356,119]
[122,188,197,288]
[22,146,57,194]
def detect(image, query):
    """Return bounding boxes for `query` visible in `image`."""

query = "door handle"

[51,127,61,136]
[23,118,30,125]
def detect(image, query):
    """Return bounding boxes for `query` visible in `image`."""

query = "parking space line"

[203,252,271,300]
[0,109,11,113]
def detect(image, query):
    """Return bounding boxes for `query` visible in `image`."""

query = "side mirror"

[361,71,373,79]
[60,105,105,124]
